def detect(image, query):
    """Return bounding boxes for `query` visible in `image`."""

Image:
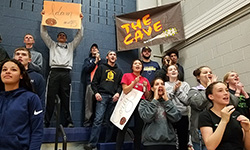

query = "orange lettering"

[121,24,131,34]
[142,26,152,36]
[134,30,143,42]
[124,33,134,45]
[131,19,142,31]
[153,21,162,32]
[142,14,151,26]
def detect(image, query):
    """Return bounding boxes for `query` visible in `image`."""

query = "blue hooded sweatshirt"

[0,88,43,150]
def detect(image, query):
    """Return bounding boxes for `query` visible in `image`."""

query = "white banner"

[110,89,143,130]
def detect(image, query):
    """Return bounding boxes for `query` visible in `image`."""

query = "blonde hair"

[223,71,237,86]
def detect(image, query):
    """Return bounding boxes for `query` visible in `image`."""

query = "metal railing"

[54,96,67,150]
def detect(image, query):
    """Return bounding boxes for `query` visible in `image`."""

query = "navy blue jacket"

[0,88,43,150]
[81,56,105,85]
[27,68,46,110]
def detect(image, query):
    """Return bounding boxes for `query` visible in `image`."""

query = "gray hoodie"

[165,81,190,116]
[139,99,181,146]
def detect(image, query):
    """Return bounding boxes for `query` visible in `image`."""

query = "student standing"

[199,81,250,150]
[223,71,250,119]
[139,77,181,150]
[40,10,84,127]
[141,46,160,83]
[165,65,190,150]
[13,47,46,110]
[116,59,151,150]
[84,51,123,150]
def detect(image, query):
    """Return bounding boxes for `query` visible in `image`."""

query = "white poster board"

[110,89,143,130]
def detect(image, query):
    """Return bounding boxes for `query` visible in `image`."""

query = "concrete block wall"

[175,1,250,90]
[0,0,137,126]
[140,0,250,91]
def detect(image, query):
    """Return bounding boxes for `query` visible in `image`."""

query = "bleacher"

[42,127,133,150]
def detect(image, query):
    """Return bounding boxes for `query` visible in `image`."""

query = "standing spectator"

[40,10,84,127]
[199,81,250,150]
[139,77,181,150]
[223,71,250,119]
[23,33,43,73]
[116,59,151,150]
[13,47,46,110]
[0,59,43,150]
[187,66,239,150]
[84,51,123,150]
[166,49,184,81]
[155,54,172,82]
[187,66,217,150]
[81,43,104,127]
[0,34,10,62]
[165,65,190,150]
[141,46,160,83]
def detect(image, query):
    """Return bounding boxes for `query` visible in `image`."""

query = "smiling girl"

[223,71,250,119]
[116,59,151,150]
[165,65,190,150]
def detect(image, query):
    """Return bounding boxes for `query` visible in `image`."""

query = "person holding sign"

[84,51,123,150]
[40,10,84,128]
[116,59,151,150]
[139,77,181,150]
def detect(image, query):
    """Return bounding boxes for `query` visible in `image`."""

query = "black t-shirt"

[198,110,244,150]
[229,88,250,119]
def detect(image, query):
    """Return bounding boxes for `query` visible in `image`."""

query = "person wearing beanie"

[81,43,105,127]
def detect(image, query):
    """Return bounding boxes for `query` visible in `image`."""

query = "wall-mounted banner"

[116,2,185,51]
[42,1,81,29]
[110,89,143,130]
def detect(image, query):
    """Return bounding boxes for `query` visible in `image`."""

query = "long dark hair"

[0,59,34,92]
[131,59,144,75]
[147,77,164,101]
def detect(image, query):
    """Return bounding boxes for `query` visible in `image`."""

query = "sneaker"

[84,144,96,150]
[67,123,74,128]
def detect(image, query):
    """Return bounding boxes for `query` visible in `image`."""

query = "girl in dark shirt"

[198,81,250,150]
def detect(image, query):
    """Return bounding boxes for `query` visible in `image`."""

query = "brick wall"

[0,0,137,126]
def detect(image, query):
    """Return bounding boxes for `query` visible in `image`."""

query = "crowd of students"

[0,11,250,150]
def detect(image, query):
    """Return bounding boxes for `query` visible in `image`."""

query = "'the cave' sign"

[116,2,185,51]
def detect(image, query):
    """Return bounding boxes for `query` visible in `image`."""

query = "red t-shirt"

[121,73,151,99]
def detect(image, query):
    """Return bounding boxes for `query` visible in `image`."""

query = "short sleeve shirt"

[198,110,244,150]
[121,73,150,99]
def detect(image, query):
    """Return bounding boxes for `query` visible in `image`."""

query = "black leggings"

[116,105,144,150]
[174,115,189,150]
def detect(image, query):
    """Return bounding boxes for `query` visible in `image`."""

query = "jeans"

[192,142,207,150]
[89,93,116,147]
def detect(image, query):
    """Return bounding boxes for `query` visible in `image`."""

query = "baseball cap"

[91,43,98,49]
[142,46,152,52]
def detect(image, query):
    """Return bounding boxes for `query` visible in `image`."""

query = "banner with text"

[42,1,81,29]
[110,89,143,130]
[116,2,185,51]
